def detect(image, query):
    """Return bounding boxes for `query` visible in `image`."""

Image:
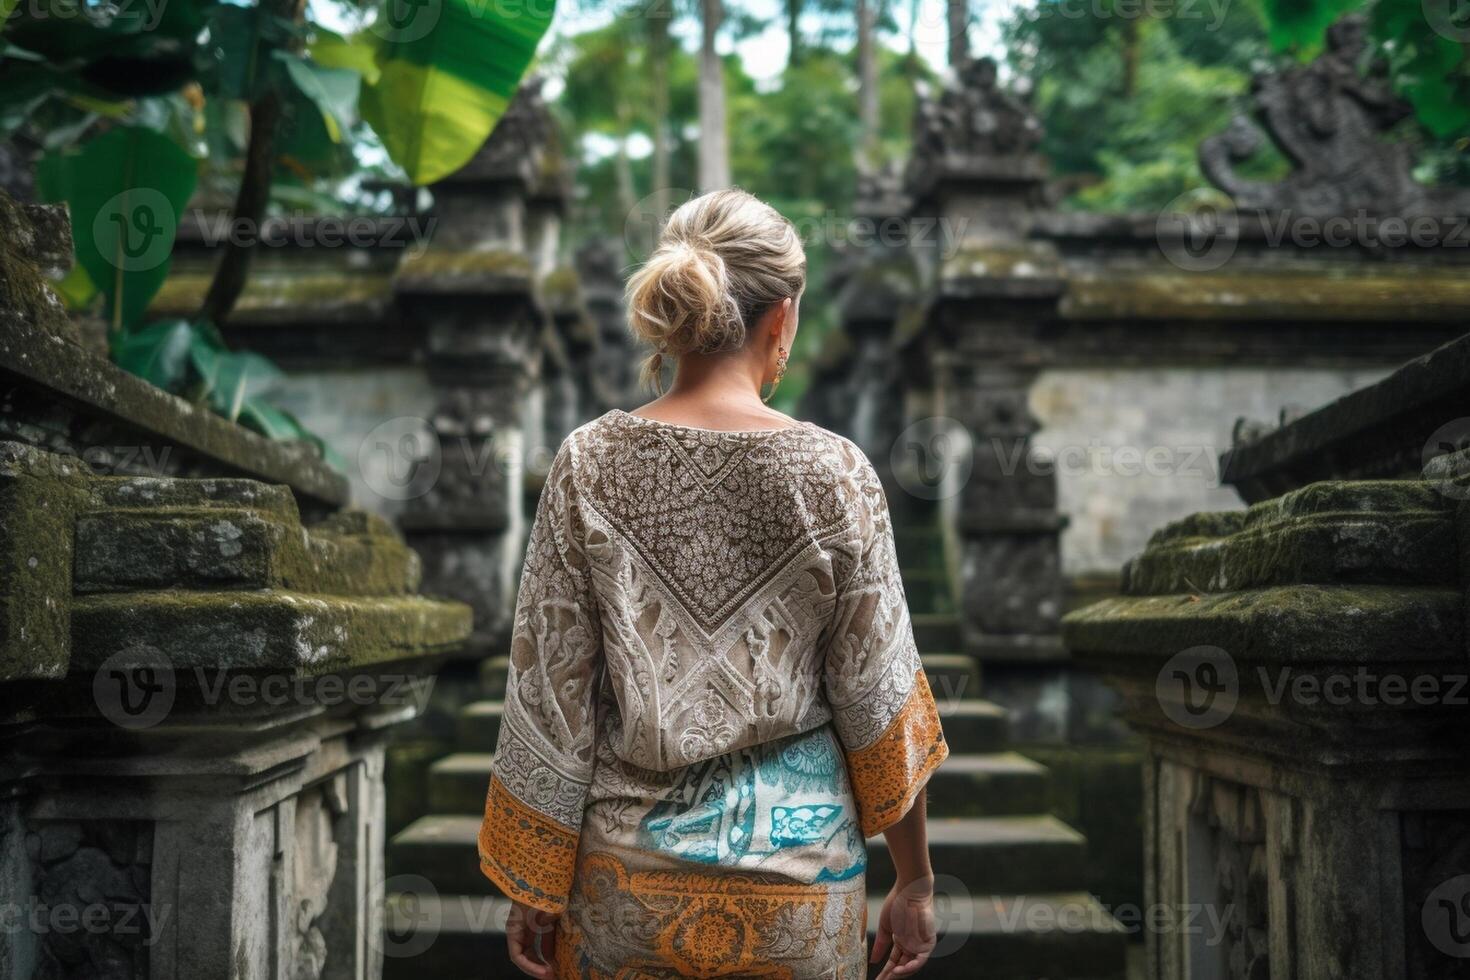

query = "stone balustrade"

[1065,334,1470,979]
[0,195,471,979]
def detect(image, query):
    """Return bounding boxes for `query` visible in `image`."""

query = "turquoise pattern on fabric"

[638,726,867,881]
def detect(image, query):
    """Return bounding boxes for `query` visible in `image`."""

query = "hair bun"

[624,189,807,391]
[627,239,745,366]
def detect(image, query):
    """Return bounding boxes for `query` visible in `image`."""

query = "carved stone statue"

[1200,14,1470,218]
[911,58,1042,161]
[908,56,1045,193]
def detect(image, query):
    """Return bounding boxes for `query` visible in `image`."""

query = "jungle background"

[2,0,1467,416]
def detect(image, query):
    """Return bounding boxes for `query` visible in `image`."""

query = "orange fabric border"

[556,851,867,979]
[478,775,580,914]
[844,668,949,836]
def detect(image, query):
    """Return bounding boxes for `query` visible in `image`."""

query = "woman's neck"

[633,350,793,428]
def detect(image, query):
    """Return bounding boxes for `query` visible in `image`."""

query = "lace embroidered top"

[478,409,948,941]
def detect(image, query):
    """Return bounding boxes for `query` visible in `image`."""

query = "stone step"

[455,700,505,751]
[425,750,1047,820]
[392,813,1088,899]
[73,502,422,595]
[456,694,1006,755]
[479,655,511,698]
[864,816,1090,897]
[381,891,1128,980]
[937,699,1009,753]
[921,653,982,704]
[912,612,962,653]
[899,570,953,614]
[926,752,1051,817]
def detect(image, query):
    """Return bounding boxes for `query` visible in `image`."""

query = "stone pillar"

[904,57,1069,700]
[1066,334,1470,979]
[394,84,552,657]
[577,239,641,411]
[829,163,916,467]
[0,197,471,980]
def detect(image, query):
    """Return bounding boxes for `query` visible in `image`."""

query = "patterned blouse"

[478,409,948,979]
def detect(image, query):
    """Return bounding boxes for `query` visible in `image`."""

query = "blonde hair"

[626,189,806,390]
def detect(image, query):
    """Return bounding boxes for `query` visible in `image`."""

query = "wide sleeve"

[478,440,602,914]
[823,447,948,837]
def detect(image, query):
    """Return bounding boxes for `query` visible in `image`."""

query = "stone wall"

[1065,333,1470,980]
[1032,366,1391,579]
[0,196,471,979]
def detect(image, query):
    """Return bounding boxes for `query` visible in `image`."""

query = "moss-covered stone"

[0,318,348,508]
[70,590,471,674]
[0,441,468,683]
[1063,583,1460,665]
[148,272,393,323]
[394,248,533,295]
[537,264,582,314]
[0,193,80,345]
[1062,268,1470,322]
[1126,480,1456,595]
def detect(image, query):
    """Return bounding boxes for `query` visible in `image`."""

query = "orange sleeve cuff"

[845,669,949,837]
[478,775,580,914]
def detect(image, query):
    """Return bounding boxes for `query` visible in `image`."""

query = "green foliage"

[362,0,556,183]
[1256,0,1357,52]
[1007,0,1468,210]
[110,320,329,453]
[5,0,550,459]
[1373,0,1470,136]
[35,126,198,328]
[1251,0,1470,139]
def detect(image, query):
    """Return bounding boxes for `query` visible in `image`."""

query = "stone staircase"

[382,510,1130,978]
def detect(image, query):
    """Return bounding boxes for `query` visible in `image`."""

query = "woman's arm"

[871,793,938,980]
[883,791,934,887]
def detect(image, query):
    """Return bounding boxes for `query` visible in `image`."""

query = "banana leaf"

[360,0,554,184]
[36,126,197,331]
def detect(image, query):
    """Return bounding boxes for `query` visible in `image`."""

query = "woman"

[478,189,947,979]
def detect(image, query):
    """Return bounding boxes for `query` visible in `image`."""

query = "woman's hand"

[506,899,558,979]
[871,875,937,980]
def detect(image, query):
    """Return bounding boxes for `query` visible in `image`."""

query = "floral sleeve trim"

[478,775,580,914]
[844,669,948,837]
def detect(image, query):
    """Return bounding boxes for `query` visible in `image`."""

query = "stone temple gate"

[4,18,1470,979]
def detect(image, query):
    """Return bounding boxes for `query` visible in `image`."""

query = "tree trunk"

[649,0,672,224]
[947,0,968,68]
[786,0,802,68]
[698,0,730,192]
[199,88,281,325]
[614,101,636,225]
[1121,18,1139,98]
[200,0,303,325]
[907,0,922,81]
[857,0,879,171]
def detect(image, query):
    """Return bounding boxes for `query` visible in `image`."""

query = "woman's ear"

[772,298,791,341]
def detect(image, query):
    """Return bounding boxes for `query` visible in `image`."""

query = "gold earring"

[762,346,788,403]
